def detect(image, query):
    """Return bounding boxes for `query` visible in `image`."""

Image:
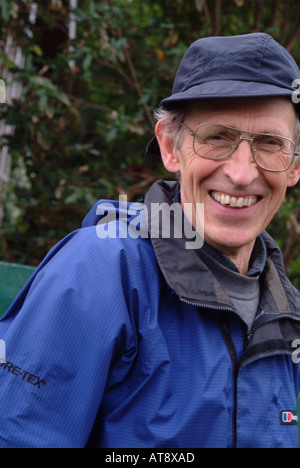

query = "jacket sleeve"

[0,227,139,448]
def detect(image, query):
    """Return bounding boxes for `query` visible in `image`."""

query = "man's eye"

[264,139,280,145]
[211,135,225,140]
[205,132,234,144]
[256,137,282,151]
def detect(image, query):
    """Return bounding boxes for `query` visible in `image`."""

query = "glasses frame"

[182,122,300,172]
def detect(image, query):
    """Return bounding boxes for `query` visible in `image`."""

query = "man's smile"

[210,191,260,208]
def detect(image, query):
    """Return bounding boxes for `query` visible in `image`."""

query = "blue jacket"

[0,180,299,448]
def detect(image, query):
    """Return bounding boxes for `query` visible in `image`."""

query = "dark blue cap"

[147,33,300,156]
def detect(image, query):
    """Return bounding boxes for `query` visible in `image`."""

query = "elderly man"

[0,33,299,448]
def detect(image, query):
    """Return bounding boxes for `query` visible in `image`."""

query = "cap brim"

[161,80,296,109]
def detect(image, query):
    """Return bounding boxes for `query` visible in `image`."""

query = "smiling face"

[156,97,300,273]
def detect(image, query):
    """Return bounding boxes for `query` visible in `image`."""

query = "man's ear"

[287,160,300,187]
[155,120,181,174]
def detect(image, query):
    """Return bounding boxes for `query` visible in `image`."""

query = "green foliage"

[0,0,299,288]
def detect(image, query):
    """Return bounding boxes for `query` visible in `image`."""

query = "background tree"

[0,0,299,287]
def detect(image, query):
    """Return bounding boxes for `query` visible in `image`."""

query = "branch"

[255,0,265,28]
[283,189,300,267]
[285,21,300,52]
[213,0,222,36]
[283,212,300,266]
[105,0,155,131]
[202,0,212,36]
[270,0,280,28]
[279,0,290,44]
[121,44,155,130]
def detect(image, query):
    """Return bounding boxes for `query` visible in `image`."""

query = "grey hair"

[153,106,188,150]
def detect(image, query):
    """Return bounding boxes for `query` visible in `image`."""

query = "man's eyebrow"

[224,126,288,136]
[258,129,280,134]
[251,128,290,137]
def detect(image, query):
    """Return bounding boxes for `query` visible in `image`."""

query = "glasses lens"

[192,124,295,171]
[253,134,294,171]
[194,124,238,160]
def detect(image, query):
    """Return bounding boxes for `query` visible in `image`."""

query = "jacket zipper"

[219,318,239,448]
[181,295,300,343]
[180,296,300,448]
[181,296,239,447]
[247,313,300,341]
[180,296,234,313]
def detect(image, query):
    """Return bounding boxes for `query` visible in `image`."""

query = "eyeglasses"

[182,123,300,172]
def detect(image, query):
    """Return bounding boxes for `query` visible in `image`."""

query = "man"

[0,32,300,448]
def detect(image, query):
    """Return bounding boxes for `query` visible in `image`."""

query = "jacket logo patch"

[280,410,298,426]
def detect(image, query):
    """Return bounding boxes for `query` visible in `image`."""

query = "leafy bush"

[0,0,299,287]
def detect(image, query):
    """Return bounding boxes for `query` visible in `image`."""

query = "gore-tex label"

[0,360,46,389]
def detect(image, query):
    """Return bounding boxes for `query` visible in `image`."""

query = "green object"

[0,261,36,318]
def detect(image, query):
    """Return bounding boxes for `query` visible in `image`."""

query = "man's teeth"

[211,191,258,208]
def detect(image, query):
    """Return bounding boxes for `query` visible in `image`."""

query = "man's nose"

[222,139,260,186]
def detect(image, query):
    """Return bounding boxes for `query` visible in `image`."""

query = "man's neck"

[202,236,267,277]
[204,241,255,275]
[220,245,255,275]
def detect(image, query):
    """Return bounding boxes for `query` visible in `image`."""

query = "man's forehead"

[187,97,297,130]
